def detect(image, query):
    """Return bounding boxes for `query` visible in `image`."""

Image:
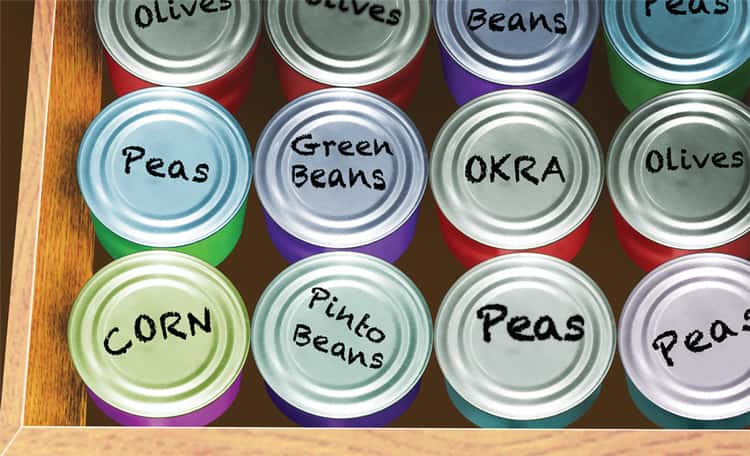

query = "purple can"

[434,0,600,105]
[254,88,427,264]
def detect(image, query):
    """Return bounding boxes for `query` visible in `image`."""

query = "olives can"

[431,90,602,269]
[607,90,750,271]
[251,252,432,427]
[620,253,750,429]
[433,0,600,106]
[254,88,427,264]
[435,253,616,428]
[265,0,431,108]
[77,87,252,267]
[68,251,250,426]
[603,0,750,111]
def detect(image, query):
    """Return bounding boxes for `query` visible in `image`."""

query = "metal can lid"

[607,90,750,250]
[434,253,615,421]
[77,87,252,248]
[619,253,750,421]
[67,251,250,418]
[431,90,602,250]
[434,0,600,85]
[251,252,432,419]
[255,88,427,248]
[95,0,261,87]
[603,0,750,84]
[265,0,430,86]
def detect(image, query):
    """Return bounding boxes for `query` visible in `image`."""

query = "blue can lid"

[77,87,252,247]
[603,0,750,84]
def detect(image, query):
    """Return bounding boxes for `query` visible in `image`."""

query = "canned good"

[431,90,602,268]
[435,253,615,428]
[620,253,750,428]
[607,90,750,271]
[603,0,750,111]
[255,88,427,263]
[265,0,430,108]
[434,0,600,106]
[95,0,262,113]
[251,252,432,427]
[77,87,252,266]
[67,251,249,426]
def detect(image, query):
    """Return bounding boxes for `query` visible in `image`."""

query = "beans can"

[607,90,750,271]
[77,87,252,266]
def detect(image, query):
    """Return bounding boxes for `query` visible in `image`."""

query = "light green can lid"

[67,251,249,418]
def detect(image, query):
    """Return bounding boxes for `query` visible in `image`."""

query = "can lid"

[265,0,430,86]
[619,253,750,421]
[251,252,432,419]
[434,253,615,421]
[603,0,750,84]
[77,87,252,248]
[607,90,750,250]
[67,251,250,418]
[255,88,427,248]
[431,90,602,250]
[434,0,599,85]
[95,0,261,86]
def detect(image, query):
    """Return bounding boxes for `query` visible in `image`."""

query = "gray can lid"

[251,252,433,419]
[434,253,615,421]
[95,0,261,86]
[265,0,430,86]
[619,253,750,421]
[431,90,602,250]
[607,90,750,250]
[434,0,600,85]
[77,87,252,248]
[254,88,427,248]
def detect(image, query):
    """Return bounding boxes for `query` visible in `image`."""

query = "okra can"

[435,253,616,428]
[77,87,252,266]
[434,0,600,105]
[254,88,427,264]
[431,90,602,268]
[603,0,750,111]
[251,252,432,427]
[607,90,750,271]
[619,253,750,429]
[68,251,250,426]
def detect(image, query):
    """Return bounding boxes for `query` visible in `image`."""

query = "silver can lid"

[434,253,615,421]
[431,90,602,250]
[77,87,252,248]
[619,253,750,421]
[251,252,433,419]
[255,88,427,248]
[265,0,431,86]
[607,90,750,250]
[95,0,261,86]
[434,0,600,85]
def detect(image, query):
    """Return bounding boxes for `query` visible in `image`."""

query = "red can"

[95,1,262,113]
[265,0,430,108]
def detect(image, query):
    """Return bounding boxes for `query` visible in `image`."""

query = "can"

[254,88,427,264]
[95,0,262,113]
[434,253,615,428]
[265,0,431,108]
[431,90,602,269]
[603,0,750,111]
[77,87,252,267]
[619,253,750,429]
[607,90,750,271]
[433,0,600,106]
[67,251,250,426]
[251,252,432,427]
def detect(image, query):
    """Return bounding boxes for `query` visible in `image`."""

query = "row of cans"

[95,1,750,111]
[68,249,750,428]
